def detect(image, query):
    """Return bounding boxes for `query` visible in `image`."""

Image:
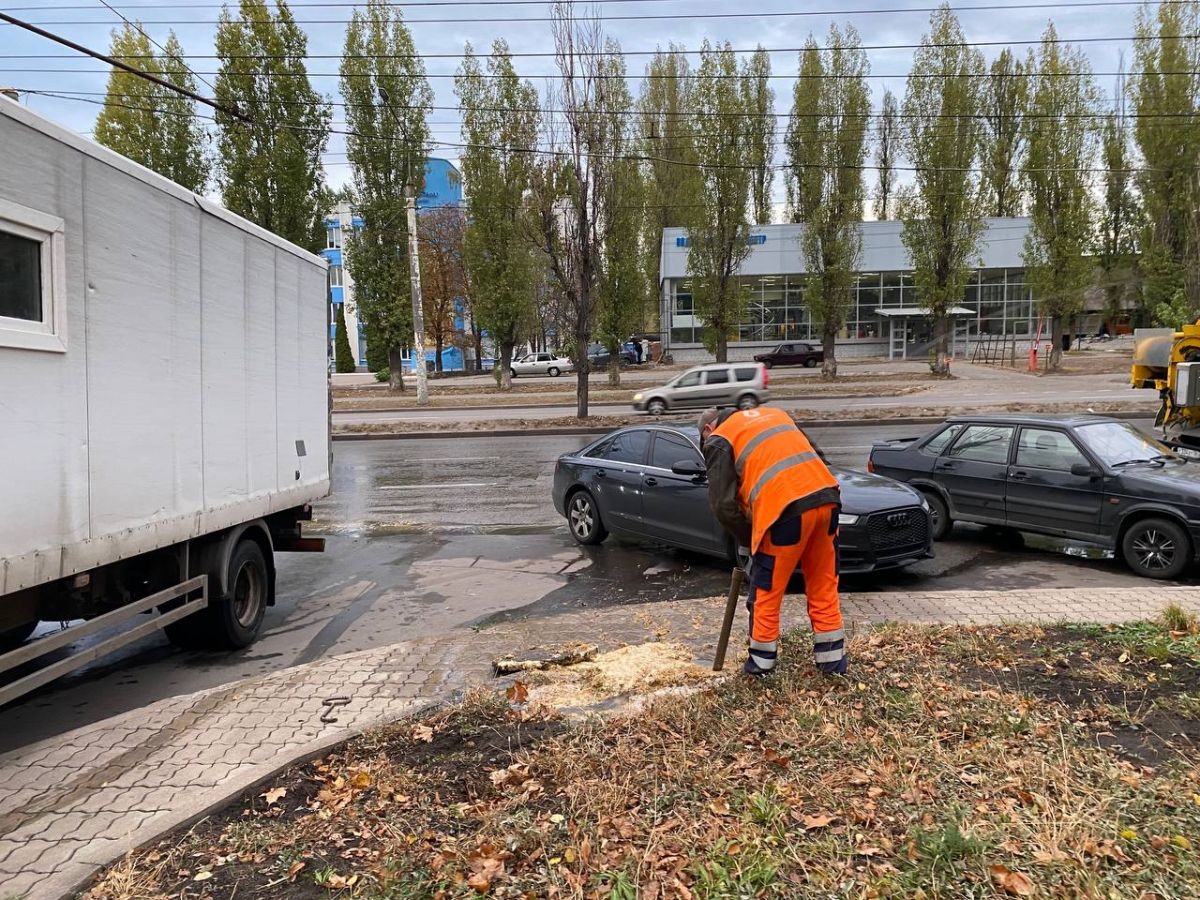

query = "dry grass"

[82,622,1200,900]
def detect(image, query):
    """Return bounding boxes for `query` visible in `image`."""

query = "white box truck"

[0,97,330,702]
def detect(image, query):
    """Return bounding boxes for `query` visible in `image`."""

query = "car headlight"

[633,393,643,402]
[838,513,859,526]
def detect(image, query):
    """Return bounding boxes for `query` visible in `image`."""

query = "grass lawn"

[85,611,1200,899]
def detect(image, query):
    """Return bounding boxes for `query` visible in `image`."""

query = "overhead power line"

[22,87,1194,121]
[0,66,1188,82]
[7,0,1178,8]
[0,10,248,121]
[6,0,1196,25]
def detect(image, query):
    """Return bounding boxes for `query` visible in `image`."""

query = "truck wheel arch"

[193,521,276,606]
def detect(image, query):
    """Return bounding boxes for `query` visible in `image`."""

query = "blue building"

[323,158,465,372]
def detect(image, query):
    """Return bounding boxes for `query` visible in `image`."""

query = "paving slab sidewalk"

[3,586,1198,900]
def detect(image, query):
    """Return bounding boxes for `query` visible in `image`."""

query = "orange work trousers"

[746,503,845,673]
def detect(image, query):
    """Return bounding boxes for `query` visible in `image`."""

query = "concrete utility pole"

[405,186,429,405]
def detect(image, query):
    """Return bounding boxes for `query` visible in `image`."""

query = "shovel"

[713,564,746,671]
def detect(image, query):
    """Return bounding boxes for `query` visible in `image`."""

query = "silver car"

[511,352,574,378]
[632,362,770,415]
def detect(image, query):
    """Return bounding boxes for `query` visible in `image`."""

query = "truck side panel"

[0,117,90,594]
[84,154,204,539]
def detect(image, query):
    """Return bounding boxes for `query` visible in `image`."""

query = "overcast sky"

[2,0,1142,216]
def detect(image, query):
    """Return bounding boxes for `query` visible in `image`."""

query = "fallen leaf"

[351,771,371,790]
[1121,829,1138,841]
[990,864,1034,896]
[1151,836,1169,851]
[193,871,213,882]
[1172,835,1192,850]
[413,724,434,743]
[262,787,286,805]
[726,843,741,856]
[563,847,577,864]
[549,813,565,825]
[709,799,731,816]
[802,814,834,830]
[506,680,529,704]
[287,861,305,882]
[579,836,592,865]
[467,871,492,893]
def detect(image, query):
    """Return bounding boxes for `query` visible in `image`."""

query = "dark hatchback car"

[753,342,825,369]
[552,424,933,574]
[869,414,1200,580]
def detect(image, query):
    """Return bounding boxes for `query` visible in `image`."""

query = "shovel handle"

[713,566,746,672]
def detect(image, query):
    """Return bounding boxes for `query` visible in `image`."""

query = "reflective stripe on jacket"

[711,407,839,553]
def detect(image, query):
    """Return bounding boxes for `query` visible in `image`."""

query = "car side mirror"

[1070,463,1100,478]
[672,460,706,480]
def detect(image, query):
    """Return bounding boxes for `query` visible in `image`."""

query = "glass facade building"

[659,220,1035,359]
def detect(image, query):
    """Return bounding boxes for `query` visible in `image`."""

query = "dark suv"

[753,342,824,369]
[869,414,1200,580]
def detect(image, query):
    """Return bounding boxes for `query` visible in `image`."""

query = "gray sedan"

[552,424,933,574]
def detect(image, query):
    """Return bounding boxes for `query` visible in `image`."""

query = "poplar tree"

[597,56,646,387]
[334,305,357,372]
[455,39,539,391]
[873,89,898,220]
[339,0,430,390]
[743,47,776,225]
[94,25,209,192]
[1097,82,1143,327]
[1130,0,1200,325]
[686,40,754,363]
[1023,24,1101,370]
[637,46,700,338]
[214,0,330,249]
[784,25,870,378]
[981,48,1030,217]
[899,4,987,375]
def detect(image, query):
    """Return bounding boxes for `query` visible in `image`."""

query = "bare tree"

[529,1,627,417]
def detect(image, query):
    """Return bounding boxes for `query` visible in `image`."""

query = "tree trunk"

[576,331,591,419]
[930,316,951,376]
[608,355,621,387]
[820,322,838,379]
[472,327,484,373]
[498,341,514,391]
[435,335,444,373]
[1049,317,1064,372]
[387,347,407,392]
[715,328,728,363]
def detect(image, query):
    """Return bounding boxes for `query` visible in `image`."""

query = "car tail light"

[761,364,770,387]
[867,458,875,473]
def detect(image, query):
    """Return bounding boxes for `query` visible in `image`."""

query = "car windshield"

[1074,421,1177,467]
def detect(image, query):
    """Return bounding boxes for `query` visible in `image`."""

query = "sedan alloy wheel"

[1122,517,1190,580]
[568,491,608,545]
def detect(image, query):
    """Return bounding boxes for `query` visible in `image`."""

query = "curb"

[331,408,1155,442]
[334,392,885,416]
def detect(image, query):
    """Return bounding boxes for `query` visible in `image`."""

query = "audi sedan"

[552,424,933,574]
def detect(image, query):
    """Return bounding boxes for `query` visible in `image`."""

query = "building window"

[329,265,343,288]
[675,236,690,248]
[327,222,342,249]
[0,199,66,353]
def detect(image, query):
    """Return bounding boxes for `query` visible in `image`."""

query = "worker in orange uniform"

[698,406,846,678]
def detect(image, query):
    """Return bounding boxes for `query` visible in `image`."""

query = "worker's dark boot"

[742,657,775,679]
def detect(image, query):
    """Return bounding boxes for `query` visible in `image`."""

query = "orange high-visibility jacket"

[712,407,839,553]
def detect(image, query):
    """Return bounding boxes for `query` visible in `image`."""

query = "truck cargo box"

[0,96,331,598]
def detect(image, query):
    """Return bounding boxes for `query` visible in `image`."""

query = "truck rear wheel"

[166,538,270,650]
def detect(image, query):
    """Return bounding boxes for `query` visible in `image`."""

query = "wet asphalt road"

[0,422,1180,748]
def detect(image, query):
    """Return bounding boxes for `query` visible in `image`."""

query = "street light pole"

[378,86,428,405]
[406,184,429,405]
